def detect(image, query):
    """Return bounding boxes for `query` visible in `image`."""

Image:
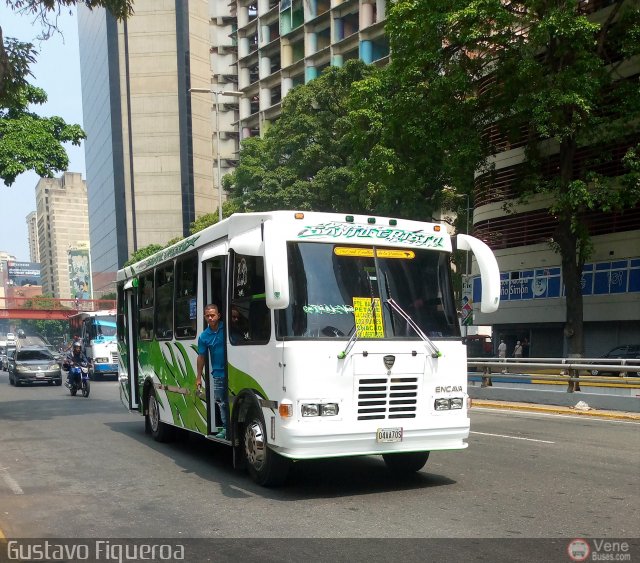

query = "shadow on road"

[105,419,457,500]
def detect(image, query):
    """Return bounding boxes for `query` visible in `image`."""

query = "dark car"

[590,345,640,377]
[8,346,62,386]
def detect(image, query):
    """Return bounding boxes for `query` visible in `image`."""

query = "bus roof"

[117,211,453,282]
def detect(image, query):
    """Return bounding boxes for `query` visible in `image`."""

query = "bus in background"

[68,311,118,380]
[116,211,501,486]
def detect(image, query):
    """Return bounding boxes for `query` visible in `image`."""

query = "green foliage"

[0,0,133,186]
[124,244,163,267]
[19,319,67,342]
[384,0,640,353]
[189,212,217,234]
[224,61,382,214]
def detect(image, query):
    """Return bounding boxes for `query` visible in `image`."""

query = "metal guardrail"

[468,357,640,392]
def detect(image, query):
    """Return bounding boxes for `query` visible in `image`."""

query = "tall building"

[26,211,40,263]
[35,172,90,299]
[77,0,222,296]
[234,0,389,137]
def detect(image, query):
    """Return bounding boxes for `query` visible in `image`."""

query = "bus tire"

[243,408,290,487]
[146,392,173,442]
[382,451,430,474]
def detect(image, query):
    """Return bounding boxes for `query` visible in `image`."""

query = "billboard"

[7,261,41,286]
[68,249,92,299]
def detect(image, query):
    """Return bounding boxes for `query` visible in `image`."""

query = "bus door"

[201,243,228,435]
[121,282,139,410]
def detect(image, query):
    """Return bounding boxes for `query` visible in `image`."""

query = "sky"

[0,5,85,262]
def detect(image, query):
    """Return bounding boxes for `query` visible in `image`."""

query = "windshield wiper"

[337,325,358,360]
[385,298,441,358]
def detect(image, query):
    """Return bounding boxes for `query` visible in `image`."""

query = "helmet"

[73,342,82,350]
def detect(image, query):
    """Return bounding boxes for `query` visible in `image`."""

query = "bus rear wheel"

[382,451,430,474]
[146,393,173,442]
[243,408,290,487]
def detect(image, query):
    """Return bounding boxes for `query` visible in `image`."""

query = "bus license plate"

[376,427,403,443]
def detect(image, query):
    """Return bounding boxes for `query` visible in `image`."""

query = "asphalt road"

[0,370,638,560]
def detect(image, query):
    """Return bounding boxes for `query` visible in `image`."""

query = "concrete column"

[306,31,318,56]
[281,41,293,67]
[238,5,249,27]
[360,1,374,28]
[240,98,251,120]
[360,40,373,64]
[258,0,269,14]
[260,55,271,79]
[331,53,344,67]
[333,17,344,41]
[239,36,249,58]
[307,0,317,19]
[260,86,272,109]
[282,76,293,97]
[376,0,386,21]
[242,126,252,138]
[239,66,250,89]
[261,24,270,46]
[305,64,317,83]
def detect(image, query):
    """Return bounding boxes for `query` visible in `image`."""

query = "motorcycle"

[65,362,90,398]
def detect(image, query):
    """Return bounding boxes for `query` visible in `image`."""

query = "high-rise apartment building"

[77,0,230,296]
[26,211,40,263]
[35,172,90,299]
[233,0,388,137]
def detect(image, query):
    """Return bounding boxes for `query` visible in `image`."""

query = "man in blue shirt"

[196,303,227,439]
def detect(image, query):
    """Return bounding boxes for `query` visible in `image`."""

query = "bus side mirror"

[456,234,500,313]
[263,220,290,310]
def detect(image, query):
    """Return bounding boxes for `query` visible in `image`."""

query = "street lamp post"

[190,88,243,221]
[463,193,471,338]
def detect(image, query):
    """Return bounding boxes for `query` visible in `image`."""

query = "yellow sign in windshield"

[334,247,374,257]
[376,249,415,259]
[334,247,415,259]
[353,297,384,338]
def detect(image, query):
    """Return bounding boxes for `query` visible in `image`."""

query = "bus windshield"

[277,242,459,339]
[93,316,117,339]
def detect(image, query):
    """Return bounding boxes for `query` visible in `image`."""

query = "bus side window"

[138,272,154,340]
[231,254,270,345]
[175,253,198,339]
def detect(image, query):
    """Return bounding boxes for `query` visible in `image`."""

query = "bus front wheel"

[243,408,290,487]
[146,393,173,442]
[382,451,430,474]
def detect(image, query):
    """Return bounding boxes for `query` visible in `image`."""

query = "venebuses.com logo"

[567,538,632,562]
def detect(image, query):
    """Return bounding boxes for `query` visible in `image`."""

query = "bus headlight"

[301,403,339,417]
[435,397,464,410]
[301,404,320,417]
[434,398,450,411]
[450,398,464,409]
[95,357,109,363]
[320,403,339,416]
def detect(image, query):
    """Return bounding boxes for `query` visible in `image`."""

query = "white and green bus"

[116,211,500,486]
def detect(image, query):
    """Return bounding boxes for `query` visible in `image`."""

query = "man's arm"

[196,354,205,387]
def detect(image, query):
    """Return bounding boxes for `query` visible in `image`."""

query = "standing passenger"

[196,304,228,439]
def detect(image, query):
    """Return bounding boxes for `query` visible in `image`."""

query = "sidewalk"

[472,399,640,421]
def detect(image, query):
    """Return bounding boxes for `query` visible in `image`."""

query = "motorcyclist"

[63,341,89,388]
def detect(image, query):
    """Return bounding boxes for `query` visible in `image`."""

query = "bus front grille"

[356,377,418,420]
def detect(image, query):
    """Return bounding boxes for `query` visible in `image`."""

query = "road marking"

[0,468,24,495]
[227,484,257,497]
[473,406,640,424]
[470,431,555,444]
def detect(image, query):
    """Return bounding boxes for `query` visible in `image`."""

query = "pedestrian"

[514,340,523,358]
[498,338,507,373]
[522,337,530,358]
[196,304,228,440]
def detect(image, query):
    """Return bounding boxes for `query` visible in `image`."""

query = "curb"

[471,400,640,421]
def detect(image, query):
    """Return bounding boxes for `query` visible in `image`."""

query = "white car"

[6,332,16,342]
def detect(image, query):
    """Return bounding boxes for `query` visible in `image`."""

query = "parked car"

[6,332,15,342]
[3,345,16,371]
[590,345,640,376]
[8,346,62,386]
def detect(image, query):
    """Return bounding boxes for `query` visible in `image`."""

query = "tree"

[124,244,163,267]
[0,0,133,185]
[224,61,379,213]
[384,0,640,355]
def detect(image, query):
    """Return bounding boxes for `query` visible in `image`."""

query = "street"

[0,370,638,544]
